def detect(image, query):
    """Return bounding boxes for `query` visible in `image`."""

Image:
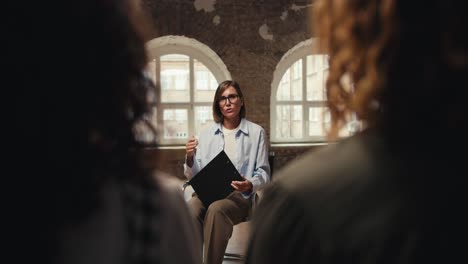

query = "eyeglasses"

[218,94,240,105]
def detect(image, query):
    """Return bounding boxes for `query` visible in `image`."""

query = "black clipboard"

[188,150,243,207]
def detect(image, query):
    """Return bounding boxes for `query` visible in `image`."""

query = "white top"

[223,125,239,164]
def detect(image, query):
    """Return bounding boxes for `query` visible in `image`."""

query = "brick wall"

[141,0,322,179]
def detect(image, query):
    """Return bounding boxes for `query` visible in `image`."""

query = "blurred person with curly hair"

[246,0,468,263]
[7,0,202,263]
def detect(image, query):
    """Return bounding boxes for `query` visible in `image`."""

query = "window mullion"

[189,56,195,137]
[302,57,308,141]
[155,56,163,144]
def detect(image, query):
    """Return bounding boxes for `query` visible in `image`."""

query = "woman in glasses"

[184,80,270,264]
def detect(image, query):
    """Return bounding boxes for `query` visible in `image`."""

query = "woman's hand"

[231,176,253,192]
[185,136,198,167]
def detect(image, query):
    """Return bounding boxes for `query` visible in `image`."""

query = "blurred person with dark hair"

[246,0,468,263]
[7,0,201,263]
[184,80,270,264]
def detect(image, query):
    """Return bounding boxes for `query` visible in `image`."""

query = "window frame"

[271,39,330,143]
[146,36,231,146]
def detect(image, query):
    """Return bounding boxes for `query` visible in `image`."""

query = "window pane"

[291,60,302,100]
[308,107,357,138]
[306,55,327,101]
[308,107,330,136]
[276,60,303,101]
[162,109,188,139]
[275,105,303,139]
[160,54,190,102]
[277,69,291,101]
[194,106,213,135]
[194,59,217,102]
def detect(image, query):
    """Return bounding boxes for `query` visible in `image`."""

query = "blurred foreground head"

[313,0,468,142]
[11,0,154,176]
[8,0,156,260]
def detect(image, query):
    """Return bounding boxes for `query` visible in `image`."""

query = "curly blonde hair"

[314,0,397,140]
[314,0,468,142]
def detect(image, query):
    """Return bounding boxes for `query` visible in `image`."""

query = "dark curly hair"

[9,0,160,263]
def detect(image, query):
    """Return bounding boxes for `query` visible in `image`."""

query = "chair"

[182,152,275,261]
[223,151,275,261]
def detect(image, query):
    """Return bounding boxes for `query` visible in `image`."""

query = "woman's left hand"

[231,176,253,192]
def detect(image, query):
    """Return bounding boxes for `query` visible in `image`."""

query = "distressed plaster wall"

[141,0,320,179]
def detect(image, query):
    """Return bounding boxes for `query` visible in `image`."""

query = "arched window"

[145,36,231,145]
[271,39,355,143]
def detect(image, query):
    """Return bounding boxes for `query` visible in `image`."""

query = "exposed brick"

[142,0,318,179]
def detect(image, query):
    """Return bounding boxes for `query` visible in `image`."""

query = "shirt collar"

[213,118,249,135]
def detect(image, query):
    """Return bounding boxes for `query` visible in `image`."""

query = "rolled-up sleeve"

[183,154,202,180]
[249,128,270,193]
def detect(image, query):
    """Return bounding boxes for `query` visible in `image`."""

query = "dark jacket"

[246,129,466,264]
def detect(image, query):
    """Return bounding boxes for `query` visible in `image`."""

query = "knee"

[188,198,205,220]
[206,200,228,219]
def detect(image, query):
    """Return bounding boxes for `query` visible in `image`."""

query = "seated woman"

[184,80,270,264]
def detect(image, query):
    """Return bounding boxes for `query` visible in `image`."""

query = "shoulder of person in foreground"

[246,130,406,263]
[153,171,203,264]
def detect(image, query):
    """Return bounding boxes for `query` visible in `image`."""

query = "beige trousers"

[188,191,251,264]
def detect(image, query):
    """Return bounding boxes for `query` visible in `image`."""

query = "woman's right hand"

[185,136,198,167]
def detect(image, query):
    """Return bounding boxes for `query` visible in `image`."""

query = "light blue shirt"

[184,118,270,198]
